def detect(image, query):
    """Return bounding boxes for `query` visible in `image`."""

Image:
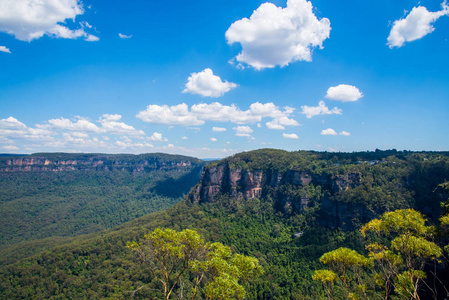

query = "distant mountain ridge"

[0,152,203,173]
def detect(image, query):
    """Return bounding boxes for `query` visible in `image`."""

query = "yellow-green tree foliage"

[127,228,263,300]
[314,209,444,300]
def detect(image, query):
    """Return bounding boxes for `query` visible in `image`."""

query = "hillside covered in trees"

[0,153,205,265]
[1,149,448,299]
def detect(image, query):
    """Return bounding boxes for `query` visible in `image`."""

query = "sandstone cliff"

[188,158,374,230]
[0,153,202,173]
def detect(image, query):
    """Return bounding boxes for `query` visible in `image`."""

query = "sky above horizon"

[0,0,448,158]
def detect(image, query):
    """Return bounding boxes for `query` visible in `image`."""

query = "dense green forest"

[0,149,448,299]
[0,153,205,265]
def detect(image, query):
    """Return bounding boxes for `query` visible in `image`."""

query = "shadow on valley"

[152,165,203,198]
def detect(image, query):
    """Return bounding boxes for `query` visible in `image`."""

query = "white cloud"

[118,33,132,39]
[192,102,260,124]
[283,133,299,139]
[387,2,449,48]
[47,117,100,132]
[136,103,204,126]
[115,140,154,149]
[0,116,246,158]
[147,132,168,142]
[47,115,144,136]
[249,103,299,127]
[266,116,300,130]
[80,21,92,29]
[0,116,27,129]
[225,0,331,70]
[2,145,19,151]
[340,131,351,136]
[182,136,188,140]
[325,84,363,102]
[137,101,299,128]
[321,128,337,135]
[301,101,342,118]
[234,126,253,137]
[183,68,237,97]
[0,116,54,141]
[210,138,218,142]
[70,131,89,138]
[212,127,227,132]
[98,114,145,136]
[266,122,285,130]
[61,132,101,147]
[0,46,11,53]
[85,34,99,42]
[0,0,98,42]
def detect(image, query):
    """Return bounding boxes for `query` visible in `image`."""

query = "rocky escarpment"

[188,160,373,230]
[190,163,329,204]
[0,153,203,173]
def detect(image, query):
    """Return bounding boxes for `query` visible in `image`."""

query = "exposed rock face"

[0,154,198,173]
[189,161,380,230]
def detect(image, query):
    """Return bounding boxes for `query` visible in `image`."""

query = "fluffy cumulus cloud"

[234,126,253,137]
[340,131,351,136]
[192,102,259,123]
[0,116,54,142]
[0,0,98,42]
[321,128,337,135]
[0,46,11,53]
[387,2,449,48]
[136,103,204,126]
[147,132,167,142]
[249,102,299,129]
[183,68,237,97]
[325,84,363,102]
[137,101,299,128]
[210,138,218,142]
[47,117,100,132]
[225,0,331,69]
[283,133,299,139]
[47,115,144,136]
[0,115,158,153]
[301,101,342,118]
[98,114,145,136]
[212,127,227,132]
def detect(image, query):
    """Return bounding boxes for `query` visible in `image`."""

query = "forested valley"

[1,149,448,299]
[0,153,205,266]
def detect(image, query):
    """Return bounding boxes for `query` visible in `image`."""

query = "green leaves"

[360,209,429,237]
[312,269,337,284]
[317,209,446,299]
[391,235,441,259]
[128,228,263,299]
[319,247,371,269]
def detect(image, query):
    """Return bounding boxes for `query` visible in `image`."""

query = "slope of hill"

[0,149,448,299]
[0,153,205,264]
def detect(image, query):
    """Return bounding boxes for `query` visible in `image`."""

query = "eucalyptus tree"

[127,228,263,300]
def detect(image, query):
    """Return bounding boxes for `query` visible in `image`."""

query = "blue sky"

[0,0,448,158]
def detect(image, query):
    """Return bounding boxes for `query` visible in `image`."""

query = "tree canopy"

[127,228,263,300]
